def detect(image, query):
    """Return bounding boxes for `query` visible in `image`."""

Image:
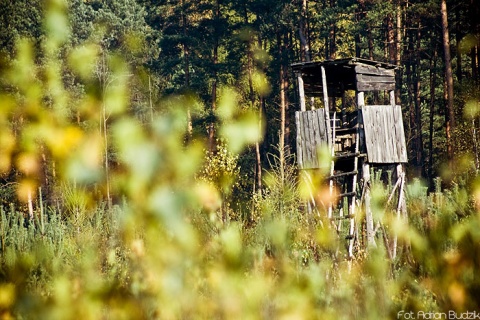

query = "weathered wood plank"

[355,64,395,77]
[374,107,384,162]
[312,109,321,167]
[307,111,317,167]
[392,105,408,162]
[300,112,309,168]
[357,82,396,92]
[306,111,315,167]
[382,107,393,162]
[317,108,327,141]
[385,106,397,161]
[356,74,395,83]
[301,112,311,168]
[362,105,407,163]
[295,112,303,168]
[295,108,330,169]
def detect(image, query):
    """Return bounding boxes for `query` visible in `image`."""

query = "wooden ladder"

[328,115,363,260]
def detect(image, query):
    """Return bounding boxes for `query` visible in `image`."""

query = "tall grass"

[2,171,478,319]
[0,2,479,318]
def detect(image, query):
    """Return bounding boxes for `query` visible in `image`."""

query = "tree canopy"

[0,0,480,317]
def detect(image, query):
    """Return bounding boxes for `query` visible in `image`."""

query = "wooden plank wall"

[362,105,408,163]
[295,109,328,169]
[355,65,395,91]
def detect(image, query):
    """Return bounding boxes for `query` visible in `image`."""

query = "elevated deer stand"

[292,58,408,261]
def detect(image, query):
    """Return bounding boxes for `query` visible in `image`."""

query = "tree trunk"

[395,0,403,104]
[181,0,192,137]
[406,28,415,166]
[367,22,374,60]
[477,45,480,83]
[387,9,395,65]
[329,0,336,59]
[209,0,220,153]
[428,41,438,189]
[414,22,425,177]
[441,0,455,161]
[244,5,263,196]
[299,0,311,62]
[284,32,291,159]
[472,46,479,83]
[354,6,362,58]
[279,31,287,183]
[455,5,462,83]
[98,51,112,209]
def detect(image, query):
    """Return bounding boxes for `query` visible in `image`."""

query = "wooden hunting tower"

[292,58,407,260]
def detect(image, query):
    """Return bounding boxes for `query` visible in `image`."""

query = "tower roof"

[291,58,398,96]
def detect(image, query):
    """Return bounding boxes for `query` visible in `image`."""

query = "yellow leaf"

[0,283,15,309]
[17,179,37,203]
[47,126,84,158]
[194,182,222,212]
[16,153,39,175]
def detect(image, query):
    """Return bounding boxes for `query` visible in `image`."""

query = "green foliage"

[1,2,480,319]
[197,141,241,222]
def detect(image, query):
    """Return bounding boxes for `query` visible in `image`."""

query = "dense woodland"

[0,0,480,318]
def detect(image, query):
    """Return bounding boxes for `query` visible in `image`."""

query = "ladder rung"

[338,191,356,198]
[334,152,367,160]
[328,170,358,180]
[334,152,358,159]
[330,214,355,221]
[335,127,357,135]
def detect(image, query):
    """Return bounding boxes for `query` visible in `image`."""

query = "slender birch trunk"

[441,0,455,161]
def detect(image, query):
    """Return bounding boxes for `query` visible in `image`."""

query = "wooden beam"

[357,91,366,158]
[321,66,332,146]
[341,83,347,127]
[392,163,406,260]
[357,82,395,92]
[297,72,306,111]
[356,74,395,83]
[363,161,376,249]
[321,65,335,220]
[355,64,395,77]
[357,91,365,109]
[295,112,303,168]
[389,90,395,106]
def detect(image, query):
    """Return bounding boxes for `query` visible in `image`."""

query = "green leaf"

[217,87,238,121]
[220,111,261,153]
[68,44,100,80]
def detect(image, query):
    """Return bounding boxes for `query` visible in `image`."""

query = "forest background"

[0,0,480,318]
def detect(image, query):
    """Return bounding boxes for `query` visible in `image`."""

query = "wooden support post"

[295,112,304,168]
[321,66,332,146]
[363,161,376,249]
[356,91,368,253]
[392,163,407,260]
[297,72,306,112]
[396,163,407,216]
[347,116,361,259]
[341,84,347,127]
[310,97,315,110]
[389,90,395,107]
[357,91,365,154]
[357,91,365,109]
[321,65,335,220]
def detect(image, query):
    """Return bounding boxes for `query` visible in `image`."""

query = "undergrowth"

[0,2,479,319]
